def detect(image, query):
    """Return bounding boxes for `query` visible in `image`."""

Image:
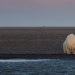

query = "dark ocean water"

[0,59,75,75]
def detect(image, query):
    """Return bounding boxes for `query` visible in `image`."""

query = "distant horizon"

[0,26,75,28]
[0,0,75,27]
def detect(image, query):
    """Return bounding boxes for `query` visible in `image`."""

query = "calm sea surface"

[0,59,75,75]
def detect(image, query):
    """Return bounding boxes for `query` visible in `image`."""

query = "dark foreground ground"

[0,54,75,59]
[0,27,75,58]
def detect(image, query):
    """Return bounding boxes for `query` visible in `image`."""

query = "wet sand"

[0,27,75,58]
[0,27,75,54]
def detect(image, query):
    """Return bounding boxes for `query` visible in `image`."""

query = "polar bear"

[63,34,75,54]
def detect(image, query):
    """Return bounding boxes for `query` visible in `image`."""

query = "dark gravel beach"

[0,27,75,58]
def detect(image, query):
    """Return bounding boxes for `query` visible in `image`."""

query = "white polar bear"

[63,34,75,54]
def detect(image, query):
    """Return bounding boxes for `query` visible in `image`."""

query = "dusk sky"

[0,0,75,27]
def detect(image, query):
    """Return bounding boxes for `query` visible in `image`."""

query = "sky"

[0,0,75,27]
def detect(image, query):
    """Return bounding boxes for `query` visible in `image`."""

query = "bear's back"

[66,34,75,48]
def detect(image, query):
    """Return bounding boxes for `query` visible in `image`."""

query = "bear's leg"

[63,46,67,54]
[66,46,71,54]
[73,52,75,54]
[63,41,67,54]
[72,48,75,54]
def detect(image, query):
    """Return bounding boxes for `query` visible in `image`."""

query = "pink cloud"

[0,0,75,8]
[0,0,33,5]
[35,0,75,6]
[0,0,33,8]
[0,0,75,5]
